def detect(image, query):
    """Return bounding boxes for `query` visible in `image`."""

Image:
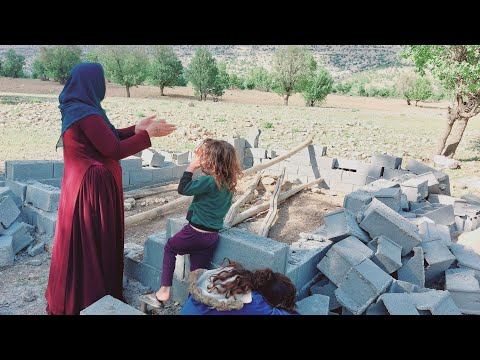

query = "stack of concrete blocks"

[0,193,34,268]
[141,148,165,167]
[21,181,60,240]
[124,215,335,306]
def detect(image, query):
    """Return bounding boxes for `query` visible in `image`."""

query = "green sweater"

[178,172,234,231]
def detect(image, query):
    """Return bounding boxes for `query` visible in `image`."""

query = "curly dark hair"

[207,259,297,313]
[196,139,243,192]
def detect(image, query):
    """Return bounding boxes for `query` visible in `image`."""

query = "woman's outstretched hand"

[135,115,157,134]
[146,119,177,138]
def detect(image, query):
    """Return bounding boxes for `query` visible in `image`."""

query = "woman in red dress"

[45,63,176,315]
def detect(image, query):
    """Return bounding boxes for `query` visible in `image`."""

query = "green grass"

[136,112,145,118]
[215,116,227,123]
[263,121,273,129]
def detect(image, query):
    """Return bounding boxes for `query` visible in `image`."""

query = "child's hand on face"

[187,153,202,173]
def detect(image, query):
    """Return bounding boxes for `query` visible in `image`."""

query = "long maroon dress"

[45,115,151,315]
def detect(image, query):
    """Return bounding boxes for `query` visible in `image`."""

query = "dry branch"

[257,167,285,237]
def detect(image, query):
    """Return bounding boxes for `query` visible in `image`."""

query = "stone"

[296,294,330,315]
[359,199,422,256]
[22,289,37,303]
[80,295,145,315]
[0,196,20,230]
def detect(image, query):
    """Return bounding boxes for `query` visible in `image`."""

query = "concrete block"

[366,302,389,315]
[414,172,440,194]
[357,163,383,178]
[457,228,480,253]
[373,187,402,212]
[405,159,435,175]
[409,200,430,211]
[401,194,409,211]
[317,236,374,286]
[297,165,320,178]
[229,137,246,167]
[382,168,410,181]
[52,160,64,179]
[343,191,373,215]
[22,204,57,237]
[120,156,142,172]
[27,241,45,256]
[80,295,145,315]
[445,268,480,315]
[124,256,161,291]
[5,180,28,203]
[329,182,354,194]
[387,279,426,294]
[410,290,461,315]
[323,209,370,243]
[0,186,22,207]
[461,193,480,206]
[129,169,153,184]
[39,178,62,188]
[335,259,393,315]
[141,149,165,167]
[245,148,267,159]
[372,153,402,169]
[312,145,327,157]
[0,235,14,268]
[399,211,417,219]
[449,243,480,274]
[454,201,480,217]
[359,179,400,193]
[376,293,420,315]
[0,181,4,187]
[401,178,428,202]
[359,198,422,256]
[419,222,451,246]
[122,172,130,187]
[243,156,253,168]
[310,279,341,309]
[166,217,189,239]
[411,203,455,226]
[341,171,367,186]
[245,127,261,148]
[296,294,330,315]
[287,241,333,300]
[397,247,425,288]
[6,160,54,181]
[432,171,451,196]
[0,196,20,230]
[171,276,189,305]
[211,228,289,273]
[334,158,360,171]
[143,232,167,268]
[317,157,336,169]
[421,240,455,283]
[151,166,175,183]
[2,221,33,254]
[25,182,60,212]
[371,235,402,274]
[172,152,190,165]
[428,194,456,206]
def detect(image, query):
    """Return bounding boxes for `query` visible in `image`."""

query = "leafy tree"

[99,46,149,97]
[31,59,47,80]
[208,61,228,101]
[272,46,313,105]
[1,49,25,78]
[149,45,183,96]
[245,66,274,92]
[36,46,82,84]
[403,45,480,157]
[396,72,417,105]
[410,77,432,106]
[302,66,334,107]
[187,47,218,101]
[227,73,246,89]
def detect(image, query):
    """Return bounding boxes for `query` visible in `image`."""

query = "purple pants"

[161,224,219,286]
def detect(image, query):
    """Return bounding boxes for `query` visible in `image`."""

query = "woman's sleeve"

[78,115,151,160]
[117,125,136,140]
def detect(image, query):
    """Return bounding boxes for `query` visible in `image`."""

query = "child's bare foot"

[155,286,171,302]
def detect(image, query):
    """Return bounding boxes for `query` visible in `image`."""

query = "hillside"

[0,45,407,79]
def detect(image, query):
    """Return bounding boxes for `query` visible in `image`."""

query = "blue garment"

[179,291,296,315]
[57,62,118,148]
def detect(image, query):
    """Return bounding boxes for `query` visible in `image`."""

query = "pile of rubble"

[292,159,480,315]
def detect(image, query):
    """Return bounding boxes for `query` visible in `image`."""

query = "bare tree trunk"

[160,85,165,96]
[441,117,469,158]
[284,94,289,106]
[126,85,131,98]
[406,99,411,105]
[415,100,419,106]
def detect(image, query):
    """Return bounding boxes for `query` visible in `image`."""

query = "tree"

[396,73,432,106]
[149,45,183,96]
[187,47,218,101]
[208,61,229,101]
[396,72,417,105]
[410,77,432,106]
[302,66,334,107]
[1,49,25,78]
[272,46,313,105]
[403,45,480,158]
[36,46,82,84]
[31,59,47,80]
[99,46,149,97]
[246,67,274,92]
